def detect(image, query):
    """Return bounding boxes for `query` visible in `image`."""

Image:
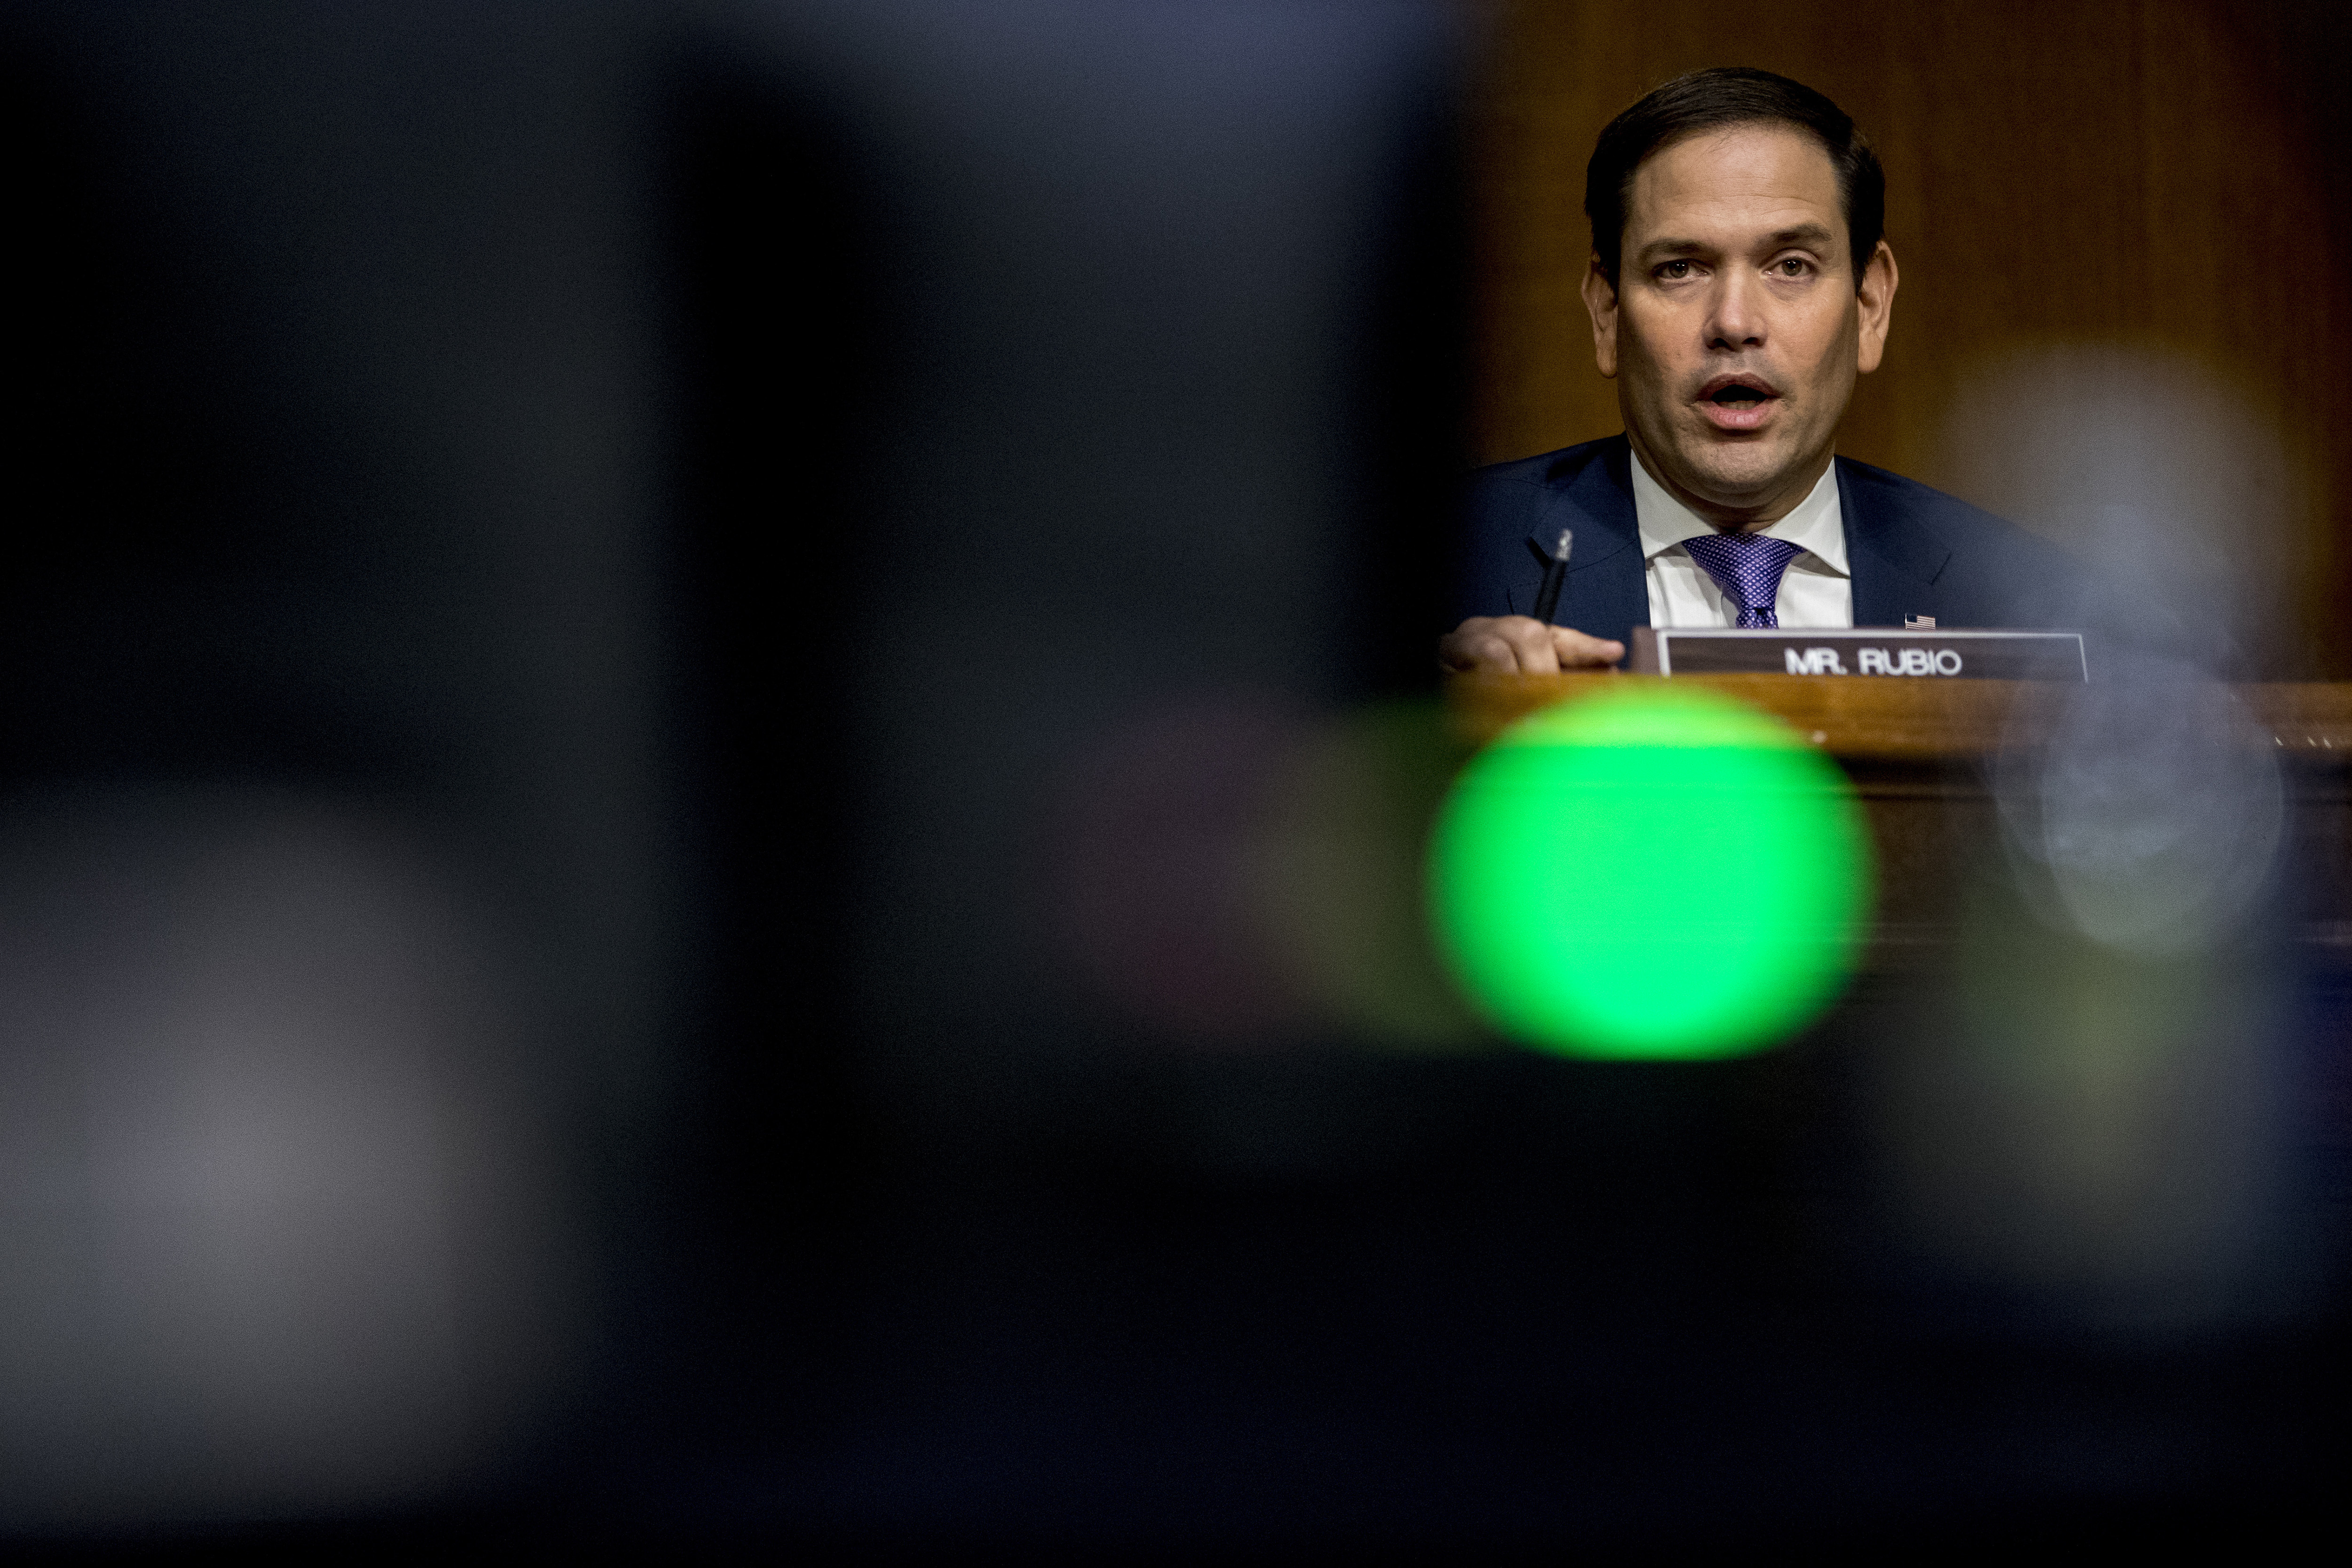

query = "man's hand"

[1438,616,1625,674]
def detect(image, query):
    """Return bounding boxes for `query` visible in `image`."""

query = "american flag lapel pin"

[1905,615,1936,629]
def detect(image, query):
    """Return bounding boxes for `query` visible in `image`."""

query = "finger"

[1436,620,1487,671]
[1468,634,1525,672]
[1499,618,1560,674]
[1437,628,1510,672]
[1550,627,1626,669]
[1438,626,1498,671]
[1442,617,1546,672]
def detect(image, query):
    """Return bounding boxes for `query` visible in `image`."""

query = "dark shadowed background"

[0,0,2341,1555]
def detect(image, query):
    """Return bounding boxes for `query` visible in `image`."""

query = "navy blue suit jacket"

[1454,435,2099,649]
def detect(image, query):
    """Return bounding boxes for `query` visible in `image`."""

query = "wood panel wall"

[1471,0,2352,671]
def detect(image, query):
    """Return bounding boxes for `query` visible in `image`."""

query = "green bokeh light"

[1429,684,1873,1060]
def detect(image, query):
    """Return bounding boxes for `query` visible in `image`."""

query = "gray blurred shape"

[0,796,571,1525]
[1996,664,2285,956]
[1936,343,2299,673]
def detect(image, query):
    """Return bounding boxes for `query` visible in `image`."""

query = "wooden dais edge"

[1446,673,2352,766]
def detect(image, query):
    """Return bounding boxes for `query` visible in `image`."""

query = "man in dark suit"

[1440,68,2092,673]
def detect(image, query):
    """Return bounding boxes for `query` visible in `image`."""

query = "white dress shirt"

[1631,452,1852,629]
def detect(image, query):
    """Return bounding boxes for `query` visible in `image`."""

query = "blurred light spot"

[1996,664,2283,956]
[1936,343,2299,668]
[1058,695,1315,1043]
[1428,685,1871,1059]
[1057,696,1483,1051]
[1879,892,2298,1338]
[0,793,568,1526]
[1252,701,1482,1051]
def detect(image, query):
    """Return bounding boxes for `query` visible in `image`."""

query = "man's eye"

[1775,257,1811,277]
[1658,260,1692,279]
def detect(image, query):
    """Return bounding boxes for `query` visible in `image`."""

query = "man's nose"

[1705,270,1765,351]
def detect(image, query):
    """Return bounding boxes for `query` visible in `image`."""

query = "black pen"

[1531,526,1573,624]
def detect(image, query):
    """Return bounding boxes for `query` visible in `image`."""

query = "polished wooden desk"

[1446,674,2352,976]
[1448,673,2352,759]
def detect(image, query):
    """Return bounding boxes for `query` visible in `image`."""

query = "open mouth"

[1700,374,1778,405]
[1696,374,1779,428]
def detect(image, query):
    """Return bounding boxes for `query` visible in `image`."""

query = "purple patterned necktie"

[1682,531,1804,629]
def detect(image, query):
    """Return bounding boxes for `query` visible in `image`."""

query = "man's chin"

[1673,447,1800,508]
[1633,418,1825,513]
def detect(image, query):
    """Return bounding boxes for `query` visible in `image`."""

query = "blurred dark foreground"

[0,1,2342,1557]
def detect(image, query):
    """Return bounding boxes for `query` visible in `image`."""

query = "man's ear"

[1581,255,1619,379]
[1855,239,1899,375]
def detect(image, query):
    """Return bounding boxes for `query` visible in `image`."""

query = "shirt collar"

[1630,449,1849,576]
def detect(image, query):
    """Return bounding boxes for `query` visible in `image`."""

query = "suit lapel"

[1509,446,1955,638]
[1839,458,1952,627]
[1520,436,1649,642]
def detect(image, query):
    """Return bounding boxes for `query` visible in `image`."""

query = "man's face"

[1582,123,1895,525]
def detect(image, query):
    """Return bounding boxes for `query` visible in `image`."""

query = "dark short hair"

[1585,67,1884,289]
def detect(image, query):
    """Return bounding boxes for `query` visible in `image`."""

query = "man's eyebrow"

[1634,224,1837,260]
